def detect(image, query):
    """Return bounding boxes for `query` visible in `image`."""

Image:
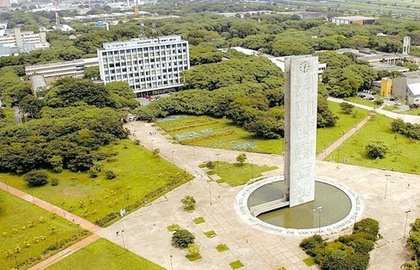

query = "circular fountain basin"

[234,175,364,236]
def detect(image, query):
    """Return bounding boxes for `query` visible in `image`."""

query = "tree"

[366,141,388,159]
[24,170,48,187]
[84,66,100,80]
[44,77,115,108]
[181,195,196,211]
[20,95,44,118]
[236,153,247,166]
[172,229,195,248]
[340,102,354,114]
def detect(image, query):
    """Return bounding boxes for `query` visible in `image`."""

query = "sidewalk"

[0,182,102,270]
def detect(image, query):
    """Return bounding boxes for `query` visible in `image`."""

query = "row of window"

[131,81,179,90]
[105,73,180,82]
[105,58,188,66]
[104,64,188,72]
[104,43,187,54]
[102,53,188,62]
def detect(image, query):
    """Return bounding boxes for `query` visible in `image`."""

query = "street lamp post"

[384,174,391,199]
[207,180,212,205]
[116,230,126,248]
[337,149,341,169]
[151,139,154,149]
[315,206,323,234]
[171,150,174,163]
[404,210,411,238]
[170,255,174,270]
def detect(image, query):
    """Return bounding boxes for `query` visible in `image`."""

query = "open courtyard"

[95,121,418,270]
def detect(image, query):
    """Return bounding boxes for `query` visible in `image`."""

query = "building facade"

[25,58,98,78]
[331,16,376,26]
[97,35,189,97]
[0,28,50,56]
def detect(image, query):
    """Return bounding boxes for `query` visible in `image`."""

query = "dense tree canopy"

[0,106,127,173]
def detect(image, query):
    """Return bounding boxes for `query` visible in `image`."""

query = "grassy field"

[0,189,85,270]
[317,102,369,154]
[156,102,369,155]
[46,238,164,270]
[0,140,192,226]
[156,115,285,154]
[212,161,277,186]
[327,113,420,174]
[343,96,380,108]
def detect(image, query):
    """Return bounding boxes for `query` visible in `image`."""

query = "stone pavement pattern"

[1,116,418,269]
[97,121,416,270]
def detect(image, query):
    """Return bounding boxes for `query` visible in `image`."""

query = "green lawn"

[0,189,85,270]
[156,101,369,156]
[156,115,285,154]
[343,96,380,108]
[214,161,277,186]
[327,114,420,174]
[46,238,164,270]
[0,140,192,226]
[317,102,369,154]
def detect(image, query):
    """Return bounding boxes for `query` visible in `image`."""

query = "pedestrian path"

[0,182,102,270]
[328,97,420,124]
[316,114,371,161]
[28,234,100,270]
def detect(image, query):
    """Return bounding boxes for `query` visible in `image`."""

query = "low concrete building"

[331,16,376,26]
[25,58,98,78]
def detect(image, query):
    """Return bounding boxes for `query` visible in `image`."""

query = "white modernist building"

[97,35,189,97]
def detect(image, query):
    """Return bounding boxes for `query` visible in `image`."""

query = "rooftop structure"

[97,35,190,97]
[25,58,98,78]
[0,28,50,56]
[331,16,376,26]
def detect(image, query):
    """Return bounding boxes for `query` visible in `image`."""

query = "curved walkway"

[328,97,420,124]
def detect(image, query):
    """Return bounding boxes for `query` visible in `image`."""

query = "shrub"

[300,235,325,256]
[206,161,215,169]
[172,229,195,248]
[50,178,59,186]
[236,153,247,166]
[105,170,116,180]
[181,195,196,211]
[353,218,379,240]
[365,140,388,159]
[24,170,48,187]
[340,102,354,114]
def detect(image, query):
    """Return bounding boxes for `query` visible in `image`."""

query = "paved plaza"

[96,121,417,270]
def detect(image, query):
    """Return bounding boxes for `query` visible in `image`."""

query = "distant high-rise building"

[403,36,411,55]
[97,35,190,97]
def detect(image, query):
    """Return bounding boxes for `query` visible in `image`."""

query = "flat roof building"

[0,28,50,56]
[331,16,376,26]
[97,35,190,97]
[25,58,98,78]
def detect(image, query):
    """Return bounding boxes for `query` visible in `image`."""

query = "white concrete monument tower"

[284,56,318,207]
